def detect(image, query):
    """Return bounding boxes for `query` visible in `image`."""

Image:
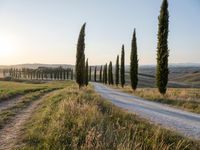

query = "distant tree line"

[2,67,74,80]
[75,0,169,94]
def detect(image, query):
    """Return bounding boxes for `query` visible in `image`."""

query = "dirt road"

[0,91,56,150]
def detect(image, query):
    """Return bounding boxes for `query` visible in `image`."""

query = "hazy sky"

[0,0,199,65]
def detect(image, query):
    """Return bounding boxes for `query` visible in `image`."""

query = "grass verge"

[19,82,200,150]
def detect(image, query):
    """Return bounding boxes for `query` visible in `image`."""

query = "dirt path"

[0,91,55,150]
[92,82,200,139]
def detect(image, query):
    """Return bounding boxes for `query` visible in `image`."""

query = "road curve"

[92,82,200,139]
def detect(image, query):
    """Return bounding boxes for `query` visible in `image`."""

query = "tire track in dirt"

[0,90,58,150]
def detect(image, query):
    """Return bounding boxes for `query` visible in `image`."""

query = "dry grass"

[19,82,200,150]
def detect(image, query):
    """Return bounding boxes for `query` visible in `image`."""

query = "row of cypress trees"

[99,30,138,90]
[3,67,73,80]
[75,0,169,94]
[84,43,127,87]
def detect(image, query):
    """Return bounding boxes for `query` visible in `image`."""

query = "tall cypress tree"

[108,62,111,85]
[85,59,89,86]
[105,63,108,84]
[111,64,113,85]
[103,65,105,83]
[71,69,73,80]
[94,66,97,82]
[120,45,125,87]
[99,65,102,82]
[66,69,69,79]
[156,0,169,95]
[108,61,114,85]
[63,70,66,80]
[75,23,86,88]
[115,55,119,86]
[130,29,138,90]
[89,66,92,81]
[104,63,108,84]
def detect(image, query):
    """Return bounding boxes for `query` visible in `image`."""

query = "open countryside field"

[0,80,199,150]
[0,81,47,101]
[124,66,200,88]
[1,0,200,149]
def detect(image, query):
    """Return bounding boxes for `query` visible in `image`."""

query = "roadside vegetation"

[110,85,200,114]
[19,82,200,150]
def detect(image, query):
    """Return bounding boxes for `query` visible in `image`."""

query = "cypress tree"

[63,70,66,80]
[66,69,69,79]
[99,65,102,82]
[115,55,119,86]
[104,64,108,84]
[108,63,111,84]
[108,61,114,85]
[156,0,169,95]
[75,23,86,88]
[71,69,73,80]
[120,45,125,87]
[60,69,62,80]
[130,29,138,90]
[89,66,92,81]
[110,63,114,85]
[50,71,53,80]
[94,66,97,82]
[103,65,105,83]
[85,59,89,86]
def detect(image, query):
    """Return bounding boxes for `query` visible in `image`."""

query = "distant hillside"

[1,63,199,69]
[0,64,74,69]
[173,72,200,84]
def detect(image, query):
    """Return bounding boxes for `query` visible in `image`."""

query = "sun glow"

[0,35,17,57]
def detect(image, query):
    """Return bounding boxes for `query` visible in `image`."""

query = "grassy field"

[18,81,200,150]
[172,72,200,85]
[110,85,200,114]
[122,66,200,88]
[0,81,68,102]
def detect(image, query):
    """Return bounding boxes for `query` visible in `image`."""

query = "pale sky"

[0,0,199,65]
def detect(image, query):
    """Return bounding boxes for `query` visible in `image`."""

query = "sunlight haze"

[0,0,199,65]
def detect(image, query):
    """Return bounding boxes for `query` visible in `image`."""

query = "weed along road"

[92,82,200,139]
